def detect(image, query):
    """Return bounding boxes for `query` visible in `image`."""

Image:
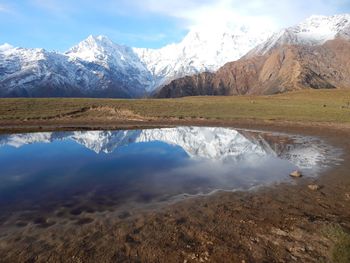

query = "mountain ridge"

[246,14,350,58]
[0,41,148,98]
[133,25,271,90]
[1,14,350,98]
[155,14,350,98]
[156,39,350,97]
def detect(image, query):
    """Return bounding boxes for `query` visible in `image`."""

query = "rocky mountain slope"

[156,15,350,98]
[247,14,350,57]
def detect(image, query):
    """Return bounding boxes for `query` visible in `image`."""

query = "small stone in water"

[308,184,320,191]
[290,170,302,178]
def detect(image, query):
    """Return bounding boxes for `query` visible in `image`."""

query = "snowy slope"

[0,46,97,97]
[247,14,350,57]
[134,25,272,90]
[0,37,151,97]
[0,43,13,52]
[66,35,153,90]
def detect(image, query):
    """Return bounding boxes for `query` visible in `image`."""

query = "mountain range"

[1,14,350,98]
[156,14,350,97]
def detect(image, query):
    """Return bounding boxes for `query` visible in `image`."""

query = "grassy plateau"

[0,90,350,130]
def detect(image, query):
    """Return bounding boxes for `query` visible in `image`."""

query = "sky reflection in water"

[0,127,340,214]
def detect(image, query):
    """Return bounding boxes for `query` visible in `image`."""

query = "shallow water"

[0,127,342,227]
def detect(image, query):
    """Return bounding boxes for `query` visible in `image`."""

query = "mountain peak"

[134,23,272,90]
[305,14,350,22]
[85,35,113,45]
[66,35,153,92]
[0,43,14,52]
[66,35,119,62]
[69,34,120,50]
[298,13,350,31]
[247,13,350,57]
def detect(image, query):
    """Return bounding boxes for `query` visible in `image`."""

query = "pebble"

[308,184,320,191]
[345,193,350,200]
[290,170,302,178]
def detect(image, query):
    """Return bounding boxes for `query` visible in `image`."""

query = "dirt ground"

[1,116,350,135]
[0,123,349,263]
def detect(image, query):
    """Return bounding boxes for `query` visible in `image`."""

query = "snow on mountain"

[0,43,13,52]
[1,14,350,97]
[66,35,153,90]
[134,25,272,90]
[0,45,97,97]
[248,14,350,57]
[1,26,272,95]
[0,127,337,169]
[67,35,139,69]
[0,36,150,97]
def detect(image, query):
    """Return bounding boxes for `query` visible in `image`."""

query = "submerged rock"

[308,184,320,191]
[290,170,302,178]
[345,193,350,200]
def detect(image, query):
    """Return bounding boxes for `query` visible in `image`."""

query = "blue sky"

[0,0,349,51]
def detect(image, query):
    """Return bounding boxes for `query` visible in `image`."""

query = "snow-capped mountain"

[0,43,13,52]
[0,127,337,169]
[0,46,72,97]
[0,36,150,98]
[0,45,96,97]
[1,14,350,98]
[0,24,272,96]
[134,25,272,90]
[247,14,350,57]
[157,14,350,98]
[66,35,153,90]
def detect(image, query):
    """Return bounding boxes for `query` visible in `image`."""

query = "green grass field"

[1,90,350,124]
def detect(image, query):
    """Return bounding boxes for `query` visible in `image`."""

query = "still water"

[0,127,341,226]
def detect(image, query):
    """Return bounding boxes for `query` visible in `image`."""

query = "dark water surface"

[0,127,342,227]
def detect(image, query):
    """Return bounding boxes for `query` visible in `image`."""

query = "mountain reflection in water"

[0,127,341,219]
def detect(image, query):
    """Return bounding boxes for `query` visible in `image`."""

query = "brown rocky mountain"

[155,38,350,98]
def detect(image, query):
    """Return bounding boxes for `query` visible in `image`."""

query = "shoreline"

[1,117,350,135]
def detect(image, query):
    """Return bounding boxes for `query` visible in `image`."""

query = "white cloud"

[118,0,349,30]
[24,0,349,31]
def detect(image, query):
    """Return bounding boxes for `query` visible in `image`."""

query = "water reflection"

[0,127,341,224]
[0,127,336,168]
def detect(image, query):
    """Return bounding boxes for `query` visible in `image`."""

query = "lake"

[0,127,341,229]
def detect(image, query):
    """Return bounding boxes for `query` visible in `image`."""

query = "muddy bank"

[1,117,350,135]
[0,127,349,263]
